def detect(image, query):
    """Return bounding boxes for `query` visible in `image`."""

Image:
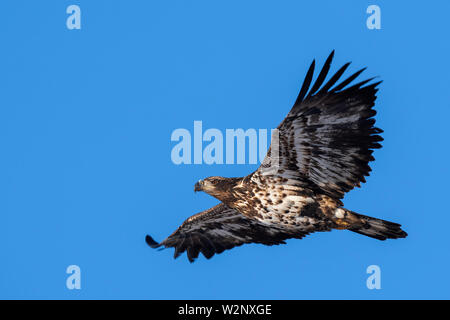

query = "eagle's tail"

[347,211,407,240]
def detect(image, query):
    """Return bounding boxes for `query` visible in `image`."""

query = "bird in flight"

[146,51,407,262]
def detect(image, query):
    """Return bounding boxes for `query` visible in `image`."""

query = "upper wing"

[258,50,383,200]
[146,203,309,262]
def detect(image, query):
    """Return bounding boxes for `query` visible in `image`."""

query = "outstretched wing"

[258,50,383,200]
[146,203,309,262]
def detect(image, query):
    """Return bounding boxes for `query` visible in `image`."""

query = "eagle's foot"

[334,219,351,230]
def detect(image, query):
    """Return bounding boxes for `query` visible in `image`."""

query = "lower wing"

[146,203,309,262]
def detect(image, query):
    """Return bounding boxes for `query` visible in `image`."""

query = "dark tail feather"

[349,212,407,241]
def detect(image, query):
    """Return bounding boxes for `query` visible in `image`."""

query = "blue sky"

[1,1,449,299]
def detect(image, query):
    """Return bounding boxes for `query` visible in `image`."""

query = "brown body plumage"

[146,51,407,262]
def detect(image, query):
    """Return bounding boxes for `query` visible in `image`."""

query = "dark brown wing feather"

[146,203,309,262]
[259,51,383,200]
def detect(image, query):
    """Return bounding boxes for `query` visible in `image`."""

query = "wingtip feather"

[294,59,316,105]
[307,51,335,97]
[145,235,161,248]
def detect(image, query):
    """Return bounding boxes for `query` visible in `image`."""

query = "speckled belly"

[250,191,331,231]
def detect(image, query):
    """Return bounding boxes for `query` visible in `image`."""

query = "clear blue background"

[1,0,449,299]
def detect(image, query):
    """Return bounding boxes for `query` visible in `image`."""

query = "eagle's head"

[194,176,240,200]
[195,176,228,193]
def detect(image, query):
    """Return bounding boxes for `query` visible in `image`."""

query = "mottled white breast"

[258,193,316,227]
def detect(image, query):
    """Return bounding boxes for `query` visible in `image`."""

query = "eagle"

[146,51,407,262]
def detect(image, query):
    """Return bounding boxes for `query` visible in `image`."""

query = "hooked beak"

[194,181,202,192]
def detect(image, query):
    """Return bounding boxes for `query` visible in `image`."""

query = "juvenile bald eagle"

[146,51,407,262]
